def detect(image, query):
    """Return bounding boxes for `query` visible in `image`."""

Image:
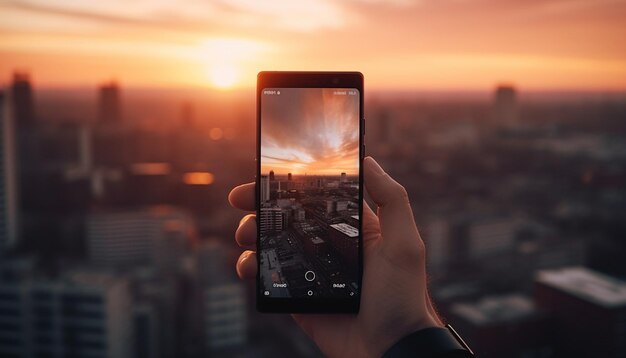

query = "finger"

[228,183,255,211]
[363,156,421,247]
[235,214,257,249]
[236,250,257,279]
[362,200,380,243]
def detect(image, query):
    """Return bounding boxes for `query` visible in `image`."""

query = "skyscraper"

[340,172,347,183]
[99,81,122,123]
[87,207,192,269]
[260,175,270,203]
[10,72,35,127]
[0,268,133,358]
[269,170,275,181]
[287,172,292,181]
[0,90,18,251]
[493,85,519,125]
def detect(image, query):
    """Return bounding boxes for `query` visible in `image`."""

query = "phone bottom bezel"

[257,297,360,313]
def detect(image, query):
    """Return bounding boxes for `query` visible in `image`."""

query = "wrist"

[371,312,442,358]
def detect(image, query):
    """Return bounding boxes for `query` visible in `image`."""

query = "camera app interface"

[260,88,360,298]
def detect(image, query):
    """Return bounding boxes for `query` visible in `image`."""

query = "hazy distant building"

[450,294,551,357]
[0,91,18,251]
[99,81,122,123]
[203,283,247,352]
[180,101,194,127]
[287,173,292,181]
[269,170,275,181]
[467,217,520,259]
[340,172,347,183]
[535,267,626,357]
[10,72,35,127]
[493,85,519,125]
[0,269,133,358]
[260,175,270,203]
[87,207,192,269]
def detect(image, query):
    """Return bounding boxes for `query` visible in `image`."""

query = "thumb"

[364,156,422,250]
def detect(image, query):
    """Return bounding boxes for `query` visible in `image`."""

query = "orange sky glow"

[261,88,359,176]
[1,0,626,91]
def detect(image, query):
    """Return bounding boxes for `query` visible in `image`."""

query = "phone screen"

[259,87,361,302]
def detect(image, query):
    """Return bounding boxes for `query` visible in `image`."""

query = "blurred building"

[450,294,552,357]
[467,216,520,260]
[98,81,122,123]
[203,283,247,353]
[86,206,193,270]
[10,72,35,127]
[0,266,132,358]
[194,240,247,355]
[0,91,19,251]
[493,85,519,126]
[535,267,626,357]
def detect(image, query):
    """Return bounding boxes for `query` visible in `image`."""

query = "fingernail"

[365,156,385,175]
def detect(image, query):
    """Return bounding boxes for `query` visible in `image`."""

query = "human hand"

[228,156,442,357]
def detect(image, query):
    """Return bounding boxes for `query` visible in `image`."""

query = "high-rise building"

[259,206,283,234]
[260,175,270,203]
[10,72,35,127]
[87,207,192,269]
[203,283,247,353]
[493,85,518,125]
[328,223,359,267]
[535,267,626,357]
[340,172,347,183]
[180,101,194,128]
[0,91,18,251]
[0,269,133,358]
[269,170,275,181]
[287,172,292,181]
[99,81,122,123]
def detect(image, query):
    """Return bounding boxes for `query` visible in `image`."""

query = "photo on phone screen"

[258,85,361,306]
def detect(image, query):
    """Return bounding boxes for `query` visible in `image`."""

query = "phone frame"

[256,71,364,313]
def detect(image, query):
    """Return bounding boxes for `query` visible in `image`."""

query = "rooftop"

[329,223,358,238]
[536,267,626,308]
[451,294,537,326]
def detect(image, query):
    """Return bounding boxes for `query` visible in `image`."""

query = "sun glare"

[209,64,238,89]
[199,38,268,89]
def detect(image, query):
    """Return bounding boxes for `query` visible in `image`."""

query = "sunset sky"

[1,0,626,91]
[261,88,359,175]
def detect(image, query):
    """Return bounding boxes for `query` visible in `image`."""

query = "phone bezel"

[256,71,364,313]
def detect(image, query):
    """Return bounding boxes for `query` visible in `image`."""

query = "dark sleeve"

[382,326,474,358]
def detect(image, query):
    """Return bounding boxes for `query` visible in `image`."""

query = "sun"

[209,64,238,89]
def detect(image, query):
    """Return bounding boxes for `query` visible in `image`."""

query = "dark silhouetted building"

[287,172,292,181]
[493,85,518,125]
[269,170,275,181]
[450,294,552,358]
[535,267,626,357]
[0,91,18,251]
[99,81,122,123]
[10,72,35,127]
[328,223,358,266]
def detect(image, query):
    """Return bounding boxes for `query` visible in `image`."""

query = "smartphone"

[256,72,364,313]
